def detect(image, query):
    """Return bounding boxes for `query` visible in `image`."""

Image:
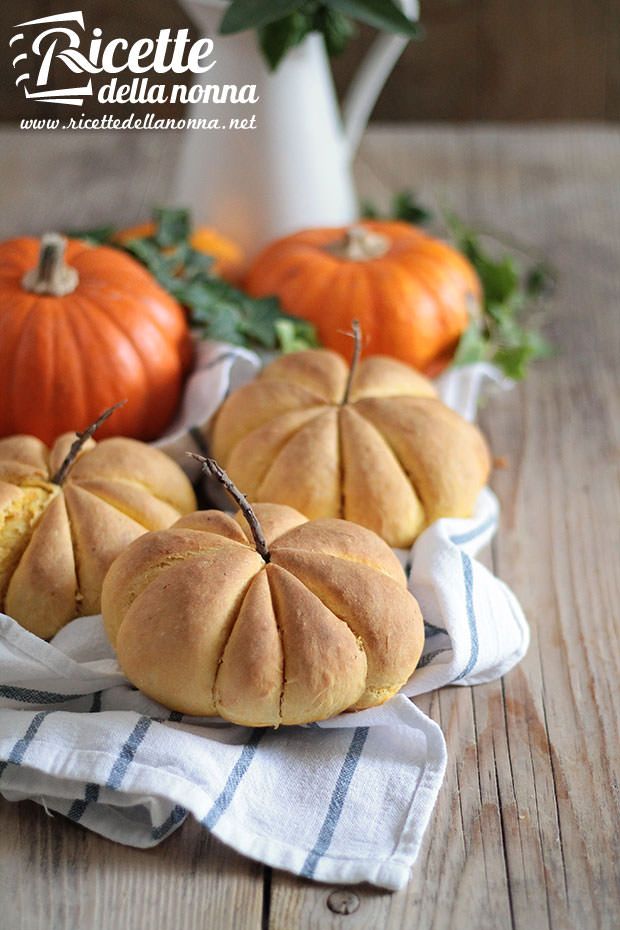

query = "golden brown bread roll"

[102,502,424,726]
[209,348,491,548]
[0,433,196,638]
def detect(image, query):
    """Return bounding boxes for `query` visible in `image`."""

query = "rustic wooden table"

[0,125,619,930]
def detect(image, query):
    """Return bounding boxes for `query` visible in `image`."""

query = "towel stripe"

[0,711,47,778]
[67,782,100,822]
[449,513,496,546]
[106,716,152,790]
[152,804,188,840]
[454,552,479,681]
[0,685,89,705]
[417,647,451,669]
[301,726,370,878]
[203,729,263,830]
[68,716,151,820]
[423,620,447,638]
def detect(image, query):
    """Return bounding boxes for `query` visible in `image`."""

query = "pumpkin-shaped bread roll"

[102,462,424,726]
[0,428,196,638]
[209,340,490,548]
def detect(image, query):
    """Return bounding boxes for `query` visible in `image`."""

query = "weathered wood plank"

[0,129,182,239]
[0,798,265,930]
[268,126,620,929]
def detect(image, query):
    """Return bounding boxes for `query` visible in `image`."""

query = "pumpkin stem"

[22,233,79,297]
[51,400,127,486]
[341,319,362,405]
[329,225,390,261]
[187,454,271,563]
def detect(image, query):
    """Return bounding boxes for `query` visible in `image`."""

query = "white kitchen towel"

[0,355,528,891]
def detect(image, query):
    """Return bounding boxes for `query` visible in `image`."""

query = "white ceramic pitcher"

[174,0,419,258]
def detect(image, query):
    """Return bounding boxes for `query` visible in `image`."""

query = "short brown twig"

[341,319,362,405]
[186,453,270,562]
[51,400,127,485]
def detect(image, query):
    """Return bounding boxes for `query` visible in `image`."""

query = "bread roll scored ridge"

[66,482,152,531]
[346,400,429,533]
[338,404,427,545]
[258,348,349,402]
[347,355,438,402]
[102,528,245,644]
[63,484,150,617]
[69,478,182,531]
[264,562,368,725]
[82,475,189,513]
[113,547,263,717]
[270,517,405,583]
[211,380,326,462]
[0,483,55,609]
[225,406,326,499]
[47,434,95,477]
[256,409,341,520]
[67,436,195,514]
[269,547,423,708]
[176,509,249,541]
[214,569,284,726]
[0,434,196,636]
[354,395,491,523]
[0,435,50,475]
[232,502,307,547]
[4,493,78,638]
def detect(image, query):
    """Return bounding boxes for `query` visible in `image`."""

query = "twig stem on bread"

[341,319,362,405]
[51,400,127,485]
[187,454,271,563]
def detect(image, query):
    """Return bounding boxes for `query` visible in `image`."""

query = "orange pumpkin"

[245,221,481,375]
[115,222,245,283]
[0,233,191,445]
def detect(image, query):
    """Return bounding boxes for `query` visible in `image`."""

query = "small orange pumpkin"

[115,222,245,283]
[245,221,481,375]
[0,233,191,444]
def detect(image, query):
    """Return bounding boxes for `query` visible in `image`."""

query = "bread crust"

[102,504,424,726]
[209,352,490,547]
[0,433,196,637]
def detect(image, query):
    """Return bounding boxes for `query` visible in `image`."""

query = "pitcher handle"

[342,0,419,158]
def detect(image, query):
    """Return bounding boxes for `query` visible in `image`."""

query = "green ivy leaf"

[453,321,488,366]
[326,0,419,37]
[220,0,306,35]
[238,297,282,348]
[152,206,191,247]
[391,190,433,226]
[200,305,247,346]
[275,317,320,353]
[65,225,115,245]
[314,7,356,55]
[114,213,319,352]
[259,10,314,71]
[526,261,555,299]
[494,330,552,380]
[360,199,381,219]
[363,194,554,380]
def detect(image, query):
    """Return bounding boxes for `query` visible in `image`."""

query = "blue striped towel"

[0,360,529,890]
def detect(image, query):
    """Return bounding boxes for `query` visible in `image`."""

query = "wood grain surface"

[0,125,619,929]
